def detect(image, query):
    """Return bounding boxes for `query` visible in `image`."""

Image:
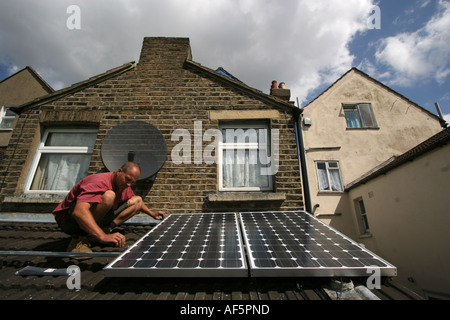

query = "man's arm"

[133,199,165,220]
[72,202,126,247]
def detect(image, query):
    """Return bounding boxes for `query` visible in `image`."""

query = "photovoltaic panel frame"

[104,213,248,277]
[240,211,397,277]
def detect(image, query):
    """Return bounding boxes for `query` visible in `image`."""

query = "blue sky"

[348,0,450,121]
[1,0,449,122]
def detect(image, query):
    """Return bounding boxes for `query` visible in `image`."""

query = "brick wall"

[0,37,304,214]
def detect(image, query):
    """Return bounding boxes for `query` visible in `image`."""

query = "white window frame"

[0,106,16,130]
[354,197,370,235]
[315,161,343,192]
[218,121,273,192]
[24,128,97,194]
[343,103,377,129]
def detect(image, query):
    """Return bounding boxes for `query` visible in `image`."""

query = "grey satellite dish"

[101,120,167,181]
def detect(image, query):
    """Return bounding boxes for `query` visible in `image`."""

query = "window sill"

[207,192,286,203]
[315,212,342,217]
[317,191,345,195]
[359,233,373,238]
[346,127,380,130]
[3,195,66,204]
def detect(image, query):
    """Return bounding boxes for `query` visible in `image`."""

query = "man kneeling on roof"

[53,161,166,255]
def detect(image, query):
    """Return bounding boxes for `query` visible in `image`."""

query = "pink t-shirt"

[53,172,135,225]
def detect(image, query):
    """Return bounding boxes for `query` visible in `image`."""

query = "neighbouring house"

[0,66,54,161]
[345,127,450,299]
[300,68,442,237]
[300,67,447,299]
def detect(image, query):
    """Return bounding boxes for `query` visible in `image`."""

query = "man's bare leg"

[112,196,143,226]
[90,190,116,223]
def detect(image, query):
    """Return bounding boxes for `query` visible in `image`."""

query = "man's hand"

[150,210,166,220]
[99,232,126,248]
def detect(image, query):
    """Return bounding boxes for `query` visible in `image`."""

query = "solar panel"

[103,213,248,277]
[104,211,396,278]
[240,211,397,277]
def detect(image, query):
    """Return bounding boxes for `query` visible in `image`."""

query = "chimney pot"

[278,82,285,89]
[271,80,278,89]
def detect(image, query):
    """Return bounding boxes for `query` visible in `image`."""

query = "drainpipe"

[294,107,312,213]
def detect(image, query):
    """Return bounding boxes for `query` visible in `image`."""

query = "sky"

[1,0,449,123]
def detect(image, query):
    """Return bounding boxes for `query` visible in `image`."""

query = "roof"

[10,39,300,117]
[0,66,54,94]
[302,67,440,121]
[345,127,450,190]
[0,216,423,301]
[185,60,300,116]
[10,62,136,115]
[215,67,241,82]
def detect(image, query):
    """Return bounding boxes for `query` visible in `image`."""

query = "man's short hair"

[121,161,141,173]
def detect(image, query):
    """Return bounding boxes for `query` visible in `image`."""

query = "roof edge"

[10,62,136,114]
[184,59,301,116]
[0,66,54,93]
[304,67,440,121]
[25,66,55,94]
[345,127,450,191]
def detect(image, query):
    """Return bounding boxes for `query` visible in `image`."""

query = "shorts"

[60,201,129,236]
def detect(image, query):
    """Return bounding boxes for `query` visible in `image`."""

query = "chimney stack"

[270,80,291,101]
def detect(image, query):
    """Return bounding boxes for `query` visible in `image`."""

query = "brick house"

[0,37,304,216]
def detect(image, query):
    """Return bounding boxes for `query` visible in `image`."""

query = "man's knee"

[128,196,143,209]
[101,190,116,206]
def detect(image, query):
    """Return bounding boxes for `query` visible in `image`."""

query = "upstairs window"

[25,128,97,194]
[316,161,343,192]
[343,103,377,129]
[0,106,16,130]
[218,121,274,192]
[354,198,370,235]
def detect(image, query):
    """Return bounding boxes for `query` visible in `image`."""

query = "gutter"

[294,111,312,213]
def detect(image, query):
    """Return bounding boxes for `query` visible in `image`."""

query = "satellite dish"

[101,120,167,181]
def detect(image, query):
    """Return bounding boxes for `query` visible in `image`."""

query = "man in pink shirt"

[53,161,165,255]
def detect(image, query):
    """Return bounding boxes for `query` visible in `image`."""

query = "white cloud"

[375,0,450,87]
[444,113,450,125]
[0,0,375,103]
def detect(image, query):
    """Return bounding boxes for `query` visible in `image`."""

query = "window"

[25,128,97,194]
[316,161,343,192]
[218,121,274,191]
[343,103,377,128]
[354,198,370,234]
[0,106,16,130]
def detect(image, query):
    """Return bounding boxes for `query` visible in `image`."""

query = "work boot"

[67,236,92,260]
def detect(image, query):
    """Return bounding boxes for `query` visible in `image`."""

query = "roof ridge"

[0,66,54,93]
[185,59,300,115]
[11,62,136,114]
[303,67,440,121]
